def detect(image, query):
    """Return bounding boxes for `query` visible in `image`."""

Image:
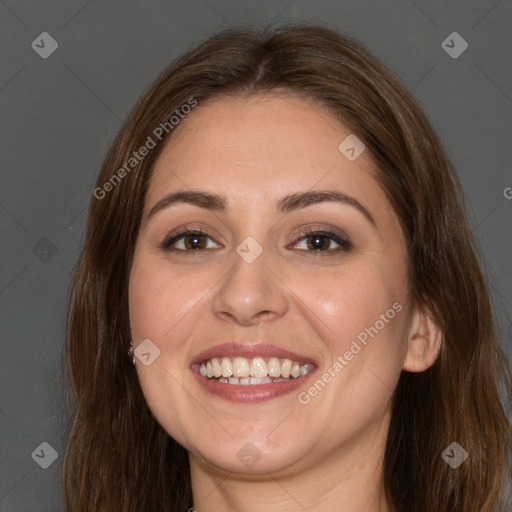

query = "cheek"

[295,260,409,409]
[300,260,407,349]
[128,254,207,342]
[303,271,406,400]
[128,254,206,442]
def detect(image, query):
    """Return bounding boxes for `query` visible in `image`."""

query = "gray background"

[0,1,511,510]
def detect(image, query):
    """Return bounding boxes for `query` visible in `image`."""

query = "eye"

[161,228,221,252]
[292,227,351,253]
[160,226,351,254]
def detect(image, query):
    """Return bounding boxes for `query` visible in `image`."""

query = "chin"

[191,440,306,477]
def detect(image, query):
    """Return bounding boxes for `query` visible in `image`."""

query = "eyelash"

[160,225,352,255]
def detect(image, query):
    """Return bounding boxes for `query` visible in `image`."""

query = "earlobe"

[402,305,443,372]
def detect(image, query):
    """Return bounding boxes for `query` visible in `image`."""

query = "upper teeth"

[199,356,315,380]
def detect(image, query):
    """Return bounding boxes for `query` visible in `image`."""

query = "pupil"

[309,235,327,250]
[187,235,204,250]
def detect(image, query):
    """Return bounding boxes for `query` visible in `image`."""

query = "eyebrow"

[147,189,376,227]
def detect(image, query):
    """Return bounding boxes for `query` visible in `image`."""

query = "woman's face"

[129,94,413,476]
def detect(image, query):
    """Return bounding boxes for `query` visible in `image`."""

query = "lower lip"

[192,369,316,403]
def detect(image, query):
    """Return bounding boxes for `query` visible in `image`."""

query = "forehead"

[146,94,384,213]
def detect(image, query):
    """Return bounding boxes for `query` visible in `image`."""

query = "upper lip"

[191,342,317,366]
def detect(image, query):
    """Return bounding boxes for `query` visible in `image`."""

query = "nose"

[211,247,289,327]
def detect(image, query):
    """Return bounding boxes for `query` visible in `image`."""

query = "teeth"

[268,357,281,377]
[198,356,315,384]
[221,357,233,378]
[252,376,272,384]
[301,363,315,376]
[233,357,250,378]
[211,358,222,377]
[281,359,292,378]
[250,357,267,377]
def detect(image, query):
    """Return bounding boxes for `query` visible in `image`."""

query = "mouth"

[191,343,317,402]
[198,356,315,384]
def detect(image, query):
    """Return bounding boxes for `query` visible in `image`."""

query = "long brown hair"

[62,24,512,511]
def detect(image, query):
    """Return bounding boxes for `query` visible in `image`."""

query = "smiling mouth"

[198,356,316,385]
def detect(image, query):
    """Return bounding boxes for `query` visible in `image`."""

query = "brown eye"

[293,230,351,253]
[162,230,220,252]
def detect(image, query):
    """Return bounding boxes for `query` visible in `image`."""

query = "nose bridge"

[212,240,288,325]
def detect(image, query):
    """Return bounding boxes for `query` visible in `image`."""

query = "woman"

[62,25,511,511]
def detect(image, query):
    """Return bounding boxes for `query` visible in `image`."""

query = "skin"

[128,94,442,512]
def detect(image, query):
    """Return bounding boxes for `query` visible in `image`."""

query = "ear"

[402,304,443,372]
